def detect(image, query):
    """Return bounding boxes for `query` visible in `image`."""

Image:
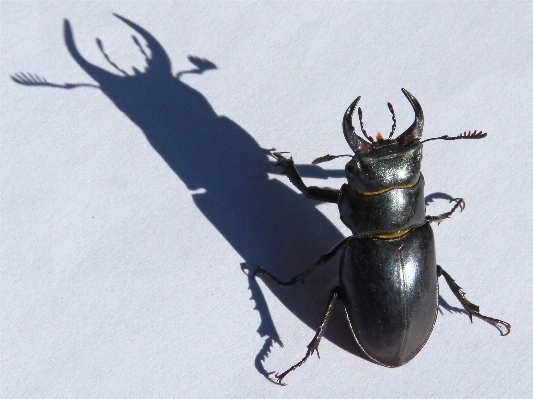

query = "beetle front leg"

[254,237,348,286]
[437,265,511,336]
[274,287,340,385]
[270,152,340,203]
[427,197,465,225]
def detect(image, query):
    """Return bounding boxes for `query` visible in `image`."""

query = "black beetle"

[255,88,510,384]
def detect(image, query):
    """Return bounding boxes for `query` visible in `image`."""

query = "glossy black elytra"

[255,89,510,384]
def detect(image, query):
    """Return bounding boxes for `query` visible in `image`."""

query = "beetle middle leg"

[254,237,348,286]
[437,265,511,336]
[427,197,465,225]
[274,287,340,384]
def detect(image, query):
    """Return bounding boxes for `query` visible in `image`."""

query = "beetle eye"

[409,150,421,165]
[346,165,356,174]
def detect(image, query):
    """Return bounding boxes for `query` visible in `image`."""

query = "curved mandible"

[64,19,116,82]
[113,13,172,76]
[343,96,373,153]
[396,88,424,145]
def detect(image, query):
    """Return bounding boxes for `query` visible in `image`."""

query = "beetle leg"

[437,265,511,336]
[311,154,352,164]
[270,152,340,203]
[426,197,465,225]
[254,237,348,286]
[275,287,340,384]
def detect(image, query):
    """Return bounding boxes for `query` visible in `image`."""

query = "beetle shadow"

[438,295,465,315]
[241,263,284,384]
[425,192,457,205]
[12,14,367,380]
[426,192,469,316]
[426,193,509,338]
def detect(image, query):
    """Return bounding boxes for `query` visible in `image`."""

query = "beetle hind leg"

[437,265,511,336]
[274,287,340,384]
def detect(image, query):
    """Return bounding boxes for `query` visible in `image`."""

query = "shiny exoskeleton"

[255,89,510,384]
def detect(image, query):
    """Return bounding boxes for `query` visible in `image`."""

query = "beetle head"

[345,140,422,192]
[343,89,424,192]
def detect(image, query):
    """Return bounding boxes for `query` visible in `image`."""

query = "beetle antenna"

[96,38,128,76]
[421,130,487,143]
[311,154,352,164]
[387,102,396,138]
[131,35,150,64]
[357,107,374,143]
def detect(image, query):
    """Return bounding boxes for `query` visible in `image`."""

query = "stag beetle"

[255,89,510,384]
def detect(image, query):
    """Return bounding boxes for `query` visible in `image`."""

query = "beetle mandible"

[255,88,511,384]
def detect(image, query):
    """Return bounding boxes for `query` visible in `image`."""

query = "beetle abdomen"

[340,223,438,367]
